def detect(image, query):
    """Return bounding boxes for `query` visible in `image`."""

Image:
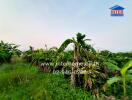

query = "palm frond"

[84,39,91,41]
[57,39,75,53]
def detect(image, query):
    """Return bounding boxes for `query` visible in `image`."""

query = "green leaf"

[125,74,132,81]
[121,60,132,77]
[57,39,75,53]
[104,61,120,71]
[107,77,121,86]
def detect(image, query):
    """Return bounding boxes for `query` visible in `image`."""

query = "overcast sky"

[0,0,132,52]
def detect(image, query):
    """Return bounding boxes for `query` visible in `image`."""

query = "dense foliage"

[0,41,21,64]
[0,33,132,100]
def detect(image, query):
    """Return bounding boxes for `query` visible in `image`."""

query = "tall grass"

[0,63,93,100]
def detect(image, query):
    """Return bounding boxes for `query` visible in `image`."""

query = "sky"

[0,0,132,52]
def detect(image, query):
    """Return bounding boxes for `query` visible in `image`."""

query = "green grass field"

[0,63,93,100]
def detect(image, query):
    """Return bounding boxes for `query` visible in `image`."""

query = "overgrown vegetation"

[0,41,21,64]
[0,63,93,100]
[0,33,132,100]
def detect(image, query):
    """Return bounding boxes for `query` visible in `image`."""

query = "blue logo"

[110,5,125,16]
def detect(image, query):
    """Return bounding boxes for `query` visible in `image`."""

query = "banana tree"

[104,60,132,96]
[58,33,92,86]
[0,41,21,63]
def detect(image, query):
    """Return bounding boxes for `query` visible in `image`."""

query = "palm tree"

[58,33,94,86]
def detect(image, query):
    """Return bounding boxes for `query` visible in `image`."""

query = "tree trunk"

[71,46,78,86]
[71,66,76,86]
